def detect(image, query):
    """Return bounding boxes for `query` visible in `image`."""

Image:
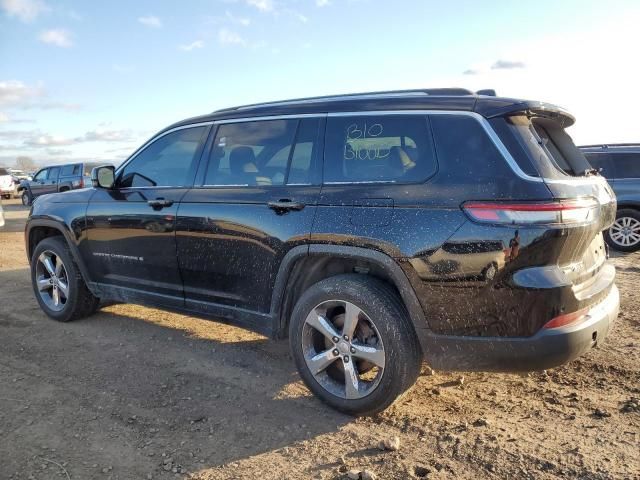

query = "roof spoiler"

[475,100,576,127]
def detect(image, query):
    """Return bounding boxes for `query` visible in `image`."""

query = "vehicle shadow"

[0,266,352,478]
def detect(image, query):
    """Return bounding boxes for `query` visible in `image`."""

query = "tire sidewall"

[605,209,640,252]
[22,191,31,206]
[31,237,81,322]
[289,275,417,415]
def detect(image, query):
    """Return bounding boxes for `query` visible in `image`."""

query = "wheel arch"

[271,245,429,340]
[26,219,96,294]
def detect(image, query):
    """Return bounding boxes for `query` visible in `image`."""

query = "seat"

[229,146,258,185]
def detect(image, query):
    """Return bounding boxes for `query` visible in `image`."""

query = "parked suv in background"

[20,162,103,206]
[26,89,619,415]
[581,144,640,251]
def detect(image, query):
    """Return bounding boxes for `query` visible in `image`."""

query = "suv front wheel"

[30,236,100,322]
[606,209,640,252]
[22,190,31,206]
[289,274,422,416]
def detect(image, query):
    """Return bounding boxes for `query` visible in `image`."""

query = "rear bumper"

[421,284,619,372]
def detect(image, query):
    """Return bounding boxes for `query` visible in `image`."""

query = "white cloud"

[0,80,44,107]
[316,0,330,6]
[246,0,273,12]
[296,13,308,23]
[38,29,73,47]
[83,128,133,142]
[0,112,8,122]
[491,60,525,70]
[138,15,162,28]
[1,0,49,22]
[218,28,246,45]
[24,134,75,147]
[226,10,250,26]
[179,40,205,51]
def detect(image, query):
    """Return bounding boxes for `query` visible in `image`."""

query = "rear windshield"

[490,115,591,179]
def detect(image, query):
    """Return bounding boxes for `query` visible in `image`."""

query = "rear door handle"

[147,198,174,209]
[268,199,305,213]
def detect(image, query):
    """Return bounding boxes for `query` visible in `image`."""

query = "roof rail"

[579,143,640,149]
[213,88,476,113]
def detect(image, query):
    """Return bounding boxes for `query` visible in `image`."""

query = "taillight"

[543,307,589,329]
[463,199,599,226]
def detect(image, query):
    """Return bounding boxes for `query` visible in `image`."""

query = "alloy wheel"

[35,250,70,312]
[301,300,385,400]
[609,217,640,248]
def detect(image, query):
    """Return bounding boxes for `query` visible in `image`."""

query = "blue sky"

[1,0,640,167]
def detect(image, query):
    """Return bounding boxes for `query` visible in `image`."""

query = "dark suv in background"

[581,144,640,251]
[20,161,103,206]
[25,89,619,415]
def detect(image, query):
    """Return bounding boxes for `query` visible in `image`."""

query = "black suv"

[20,161,103,206]
[26,89,619,415]
[580,144,640,251]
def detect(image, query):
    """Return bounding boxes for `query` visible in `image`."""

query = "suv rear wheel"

[31,236,99,322]
[606,209,640,252]
[289,274,422,416]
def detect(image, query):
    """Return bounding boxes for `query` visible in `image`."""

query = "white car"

[0,199,5,228]
[0,167,15,199]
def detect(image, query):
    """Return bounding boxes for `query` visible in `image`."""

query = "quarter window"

[323,115,437,183]
[118,126,206,188]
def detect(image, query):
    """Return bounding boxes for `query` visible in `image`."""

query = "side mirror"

[91,165,115,189]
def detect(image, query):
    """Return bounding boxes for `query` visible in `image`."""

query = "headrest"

[229,146,256,174]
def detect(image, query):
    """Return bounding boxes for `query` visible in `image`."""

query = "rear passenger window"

[60,164,81,176]
[611,153,640,179]
[205,118,320,186]
[323,115,437,183]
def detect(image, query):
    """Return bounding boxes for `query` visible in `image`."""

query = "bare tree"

[15,156,36,172]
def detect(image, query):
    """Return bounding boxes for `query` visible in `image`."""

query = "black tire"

[22,190,31,206]
[605,208,640,252]
[289,274,422,416]
[30,236,100,322]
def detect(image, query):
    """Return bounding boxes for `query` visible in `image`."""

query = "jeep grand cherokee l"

[26,88,619,415]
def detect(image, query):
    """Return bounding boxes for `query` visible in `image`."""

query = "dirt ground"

[1,198,638,480]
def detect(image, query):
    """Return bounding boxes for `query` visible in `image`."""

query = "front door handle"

[147,198,174,209]
[268,199,305,214]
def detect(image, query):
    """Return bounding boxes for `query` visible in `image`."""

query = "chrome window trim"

[114,122,213,179]
[213,113,326,124]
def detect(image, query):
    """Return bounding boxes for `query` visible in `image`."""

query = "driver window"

[118,126,206,188]
[34,169,48,181]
